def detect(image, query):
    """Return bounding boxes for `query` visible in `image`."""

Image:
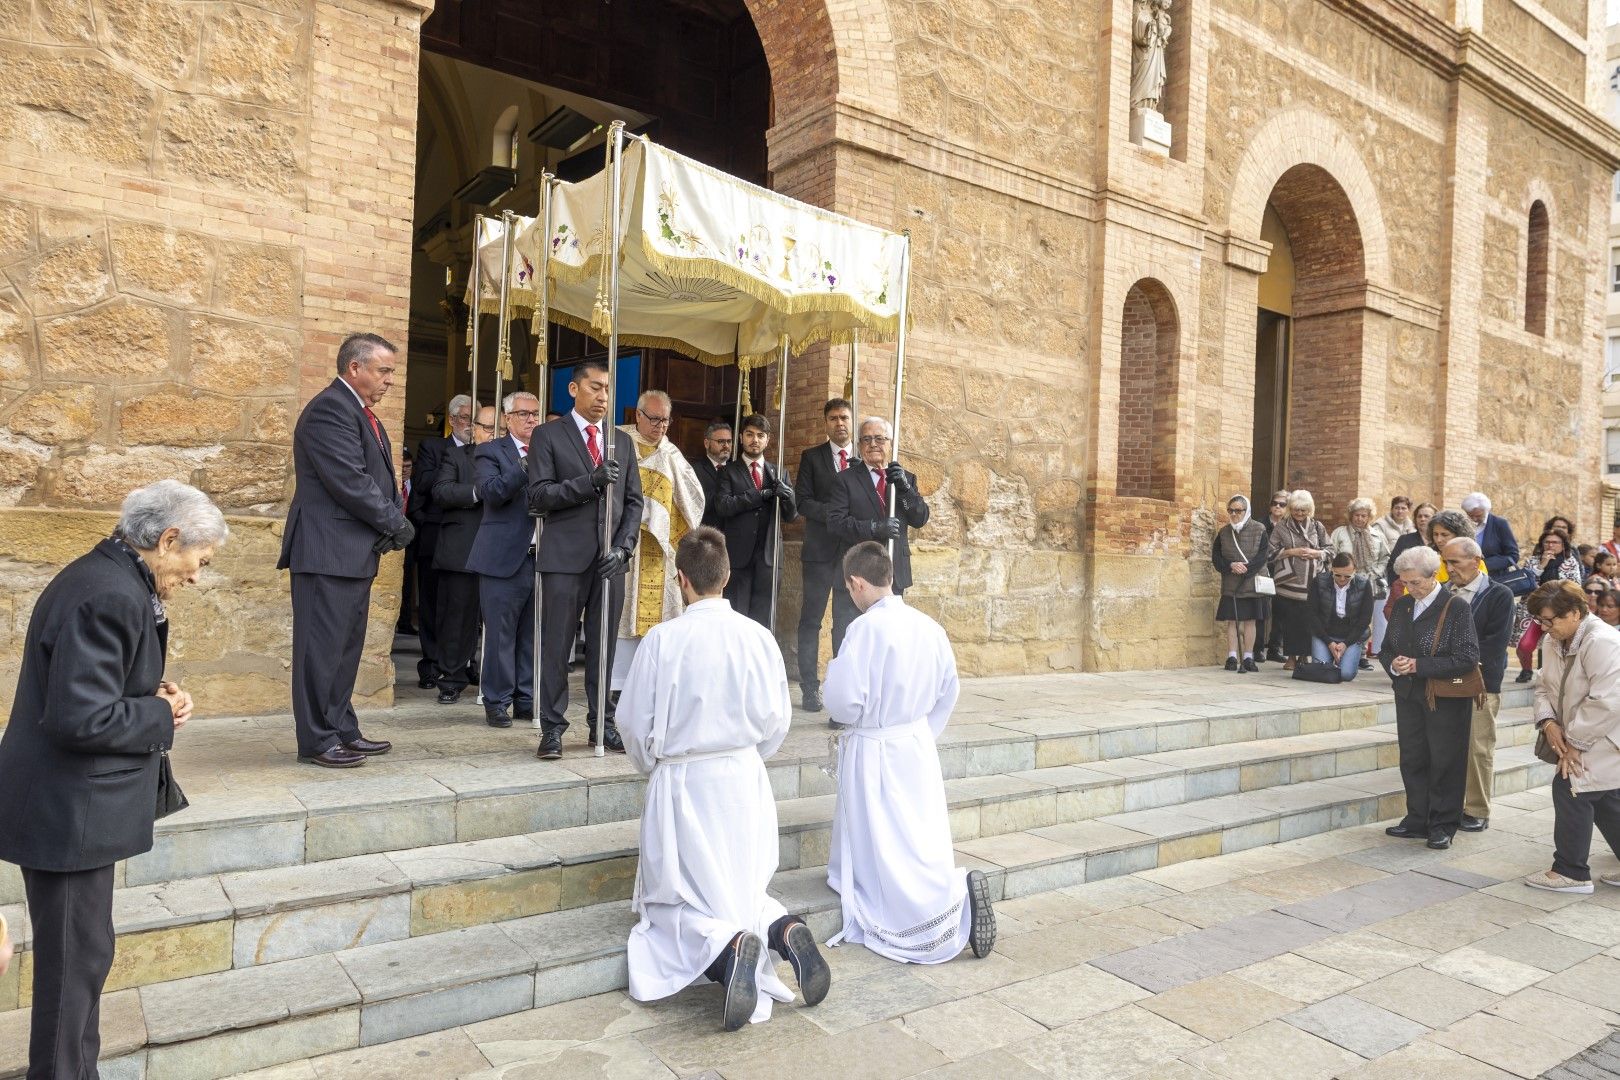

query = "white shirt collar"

[828,439,852,455]
[1454,572,1487,601]
[508,433,527,455]
[571,411,599,438]
[743,453,765,467]
[1412,586,1441,620]
[337,377,368,411]
[708,455,728,468]
[451,433,466,448]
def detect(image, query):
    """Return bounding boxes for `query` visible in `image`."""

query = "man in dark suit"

[427,404,493,705]
[827,417,930,596]
[465,391,543,728]
[406,393,474,688]
[278,332,409,768]
[692,420,732,530]
[527,359,644,759]
[794,398,855,711]
[1462,492,1521,576]
[1443,536,1515,833]
[716,413,798,627]
[0,479,224,1077]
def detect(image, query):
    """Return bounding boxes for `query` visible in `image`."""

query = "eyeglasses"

[1227,508,1245,514]
[858,435,890,445]
[473,421,495,432]
[510,410,540,420]
[637,409,671,426]
[1271,501,1286,508]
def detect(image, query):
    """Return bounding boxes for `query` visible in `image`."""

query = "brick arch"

[742,0,902,122]
[1117,279,1180,502]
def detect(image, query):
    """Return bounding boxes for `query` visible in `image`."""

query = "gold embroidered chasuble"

[617,426,707,638]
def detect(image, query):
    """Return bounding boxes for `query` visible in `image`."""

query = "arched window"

[1116,279,1179,501]
[491,105,520,169]
[1525,200,1549,337]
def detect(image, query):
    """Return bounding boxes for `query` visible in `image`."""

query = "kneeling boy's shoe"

[967,869,997,958]
[718,932,763,1032]
[769,916,829,1007]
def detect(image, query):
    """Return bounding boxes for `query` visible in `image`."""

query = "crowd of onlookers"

[1213,489,1620,890]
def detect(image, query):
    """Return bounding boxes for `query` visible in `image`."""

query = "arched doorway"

[1250,163,1366,520]
[1118,279,1179,502]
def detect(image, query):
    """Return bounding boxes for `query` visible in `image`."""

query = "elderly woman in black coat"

[0,480,226,1078]
[1380,544,1481,851]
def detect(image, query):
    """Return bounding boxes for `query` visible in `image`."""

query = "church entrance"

[402,0,772,460]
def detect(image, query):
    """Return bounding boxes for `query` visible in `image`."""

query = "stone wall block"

[35,0,95,43]
[195,442,292,508]
[7,231,114,316]
[0,48,156,166]
[188,316,300,395]
[199,4,308,108]
[248,400,293,443]
[214,243,301,324]
[111,222,214,306]
[40,299,174,380]
[157,97,302,197]
[99,0,203,83]
[52,447,202,507]
[0,286,36,383]
[7,382,100,444]
[0,199,34,268]
[118,387,239,447]
[0,440,47,499]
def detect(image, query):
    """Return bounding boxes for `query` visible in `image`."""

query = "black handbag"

[1494,564,1538,597]
[1291,658,1343,684]
[156,751,189,820]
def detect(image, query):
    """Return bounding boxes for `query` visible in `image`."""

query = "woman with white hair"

[1266,490,1331,671]
[0,480,226,1076]
[1331,497,1390,663]
[1379,544,1481,850]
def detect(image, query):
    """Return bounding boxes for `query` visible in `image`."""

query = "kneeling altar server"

[824,541,995,963]
[618,526,830,1030]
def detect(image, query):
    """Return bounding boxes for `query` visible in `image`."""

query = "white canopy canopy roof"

[468,136,907,369]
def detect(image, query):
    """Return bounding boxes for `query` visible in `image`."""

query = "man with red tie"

[826,416,930,600]
[527,360,644,759]
[794,398,855,713]
[465,391,543,728]
[716,414,798,628]
[277,333,411,768]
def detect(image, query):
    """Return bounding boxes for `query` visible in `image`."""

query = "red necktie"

[585,424,602,466]
[874,469,886,503]
[364,407,386,453]
[751,461,763,490]
[837,449,847,471]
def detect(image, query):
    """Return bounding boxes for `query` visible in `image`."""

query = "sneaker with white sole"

[1599,871,1620,888]
[1524,869,1594,894]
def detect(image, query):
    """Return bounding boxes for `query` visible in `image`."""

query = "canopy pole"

[468,216,488,707]
[768,336,789,634]
[493,209,516,438]
[596,120,627,759]
[886,233,912,560]
[531,172,555,726]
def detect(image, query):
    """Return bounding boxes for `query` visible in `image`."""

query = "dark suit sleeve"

[527,428,598,513]
[612,444,643,552]
[1484,519,1519,575]
[898,471,929,528]
[715,465,766,519]
[1412,597,1480,679]
[43,595,174,755]
[304,396,405,536]
[430,451,478,510]
[775,466,799,524]
[408,439,442,518]
[475,445,526,506]
[796,450,829,525]
[827,474,873,543]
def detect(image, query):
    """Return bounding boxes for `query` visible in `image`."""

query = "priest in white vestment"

[612,390,706,691]
[618,526,830,1031]
[824,540,996,963]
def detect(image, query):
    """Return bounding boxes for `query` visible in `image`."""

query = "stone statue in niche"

[1130,0,1173,155]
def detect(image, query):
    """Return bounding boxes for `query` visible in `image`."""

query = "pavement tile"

[458,1033,674,1079]
[912,950,1038,998]
[1139,973,1300,1040]
[1333,1039,1519,1079]
[1238,858,1390,903]
[1295,929,1434,980]
[301,1029,490,1079]
[1145,884,1284,929]
[1076,904,1198,946]
[899,995,1047,1061]
[990,963,1151,1029]
[636,1003,823,1072]
[992,920,1138,977]
[1485,986,1620,1050]
[1536,902,1620,947]
[1369,892,1537,952]
[1181,1018,1362,1080]
[1426,1012,1586,1079]
[1228,952,1363,1004]
[1349,965,1502,1029]
[909,1047,1050,1079]
[1472,922,1605,973]
[1282,993,1428,1057]
[1412,865,1502,889]
[1056,875,1178,913]
[1539,955,1620,1012]
[1136,855,1257,894]
[796,967,955,1036]
[463,991,697,1064]
[1422,945,1552,995]
[1005,1004,1209,1080]
[720,1019,950,1080]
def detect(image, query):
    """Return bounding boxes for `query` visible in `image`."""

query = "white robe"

[823,594,968,964]
[618,597,794,1023]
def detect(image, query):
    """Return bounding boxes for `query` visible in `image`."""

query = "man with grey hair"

[1442,536,1515,832]
[278,332,410,768]
[466,390,543,727]
[1461,492,1520,576]
[408,393,476,691]
[827,417,930,600]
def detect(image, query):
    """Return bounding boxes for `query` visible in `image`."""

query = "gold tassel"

[770,370,781,412]
[740,374,752,417]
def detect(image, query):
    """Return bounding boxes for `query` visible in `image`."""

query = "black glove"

[594,546,630,579]
[372,518,415,554]
[590,459,622,490]
[874,517,903,541]
[774,481,795,503]
[885,462,910,495]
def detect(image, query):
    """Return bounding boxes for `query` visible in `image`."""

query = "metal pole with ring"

[768,336,789,634]
[530,173,555,727]
[885,233,912,559]
[594,121,627,758]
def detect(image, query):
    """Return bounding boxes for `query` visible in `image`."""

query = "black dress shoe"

[802,687,823,712]
[299,746,366,768]
[1459,815,1488,832]
[967,868,997,958]
[536,730,562,759]
[1266,648,1286,663]
[1427,832,1452,850]
[590,723,626,753]
[1385,824,1422,839]
[1224,656,1239,671]
[1241,657,1259,673]
[719,932,763,1032]
[417,676,436,690]
[344,737,392,755]
[1516,669,1534,683]
[768,917,829,1006]
[513,702,534,722]
[485,707,512,729]
[1358,658,1373,671]
[436,687,461,705]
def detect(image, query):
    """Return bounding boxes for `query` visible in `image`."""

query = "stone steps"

[0,745,1555,1080]
[0,706,1543,1013]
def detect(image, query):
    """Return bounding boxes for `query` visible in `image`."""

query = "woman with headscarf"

[1267,490,1332,671]
[1212,494,1271,672]
[1332,497,1390,664]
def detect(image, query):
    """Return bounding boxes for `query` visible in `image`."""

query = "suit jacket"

[430,442,481,573]
[826,464,930,591]
[278,378,406,579]
[692,455,724,530]
[1379,590,1481,704]
[408,435,456,525]
[1460,577,1515,694]
[0,541,175,872]
[465,435,538,579]
[526,416,644,575]
[715,458,798,569]
[1306,571,1374,644]
[796,442,855,563]
[1477,514,1520,576]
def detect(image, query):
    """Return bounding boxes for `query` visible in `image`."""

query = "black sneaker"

[1358,658,1373,671]
[436,687,461,705]
[1241,657,1259,673]
[1224,656,1239,671]
[802,687,823,712]
[770,918,830,1006]
[720,932,763,1032]
[1516,669,1534,683]
[536,730,562,759]
[1266,648,1286,663]
[966,869,996,958]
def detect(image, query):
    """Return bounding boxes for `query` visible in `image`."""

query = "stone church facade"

[0,0,1614,715]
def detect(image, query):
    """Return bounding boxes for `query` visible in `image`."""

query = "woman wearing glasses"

[1212,495,1271,672]
[1523,580,1620,893]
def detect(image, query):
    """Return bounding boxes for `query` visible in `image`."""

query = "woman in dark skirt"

[1380,544,1481,850]
[1212,494,1271,672]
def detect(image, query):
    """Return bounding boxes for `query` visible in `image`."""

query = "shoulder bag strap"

[1429,594,1450,658]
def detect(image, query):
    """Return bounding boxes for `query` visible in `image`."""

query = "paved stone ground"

[222,782,1620,1080]
[1545,1032,1620,1080]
